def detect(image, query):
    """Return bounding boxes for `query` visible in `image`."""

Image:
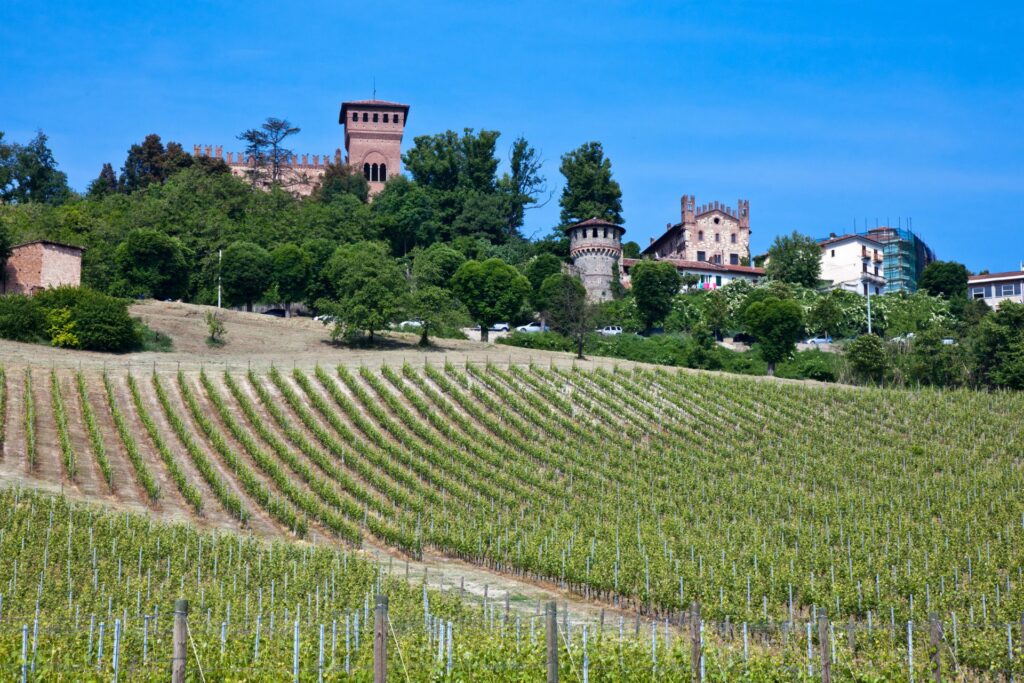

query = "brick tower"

[340,100,410,195]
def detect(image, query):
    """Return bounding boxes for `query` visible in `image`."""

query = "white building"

[968,268,1024,308]
[620,258,764,290]
[818,234,886,296]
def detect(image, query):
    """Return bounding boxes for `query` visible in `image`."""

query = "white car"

[803,335,833,345]
[396,320,423,329]
[597,325,623,336]
[515,322,549,333]
[488,322,510,332]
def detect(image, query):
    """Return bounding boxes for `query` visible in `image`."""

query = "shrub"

[0,295,45,342]
[847,334,887,384]
[776,349,839,382]
[497,331,575,352]
[72,290,140,352]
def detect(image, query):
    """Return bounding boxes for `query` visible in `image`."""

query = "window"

[713,217,720,224]
[352,112,358,122]
[875,287,880,295]
[372,113,378,122]
[697,251,706,262]
[874,266,879,276]
[363,163,370,179]
[715,233,720,242]
[698,230,704,240]
[862,263,867,273]
[731,233,737,244]
[592,228,598,238]
[1001,283,1016,296]
[864,283,868,295]
[971,287,986,300]
[383,114,389,123]
[362,113,368,122]
[603,228,608,238]
[394,114,401,124]
[370,164,379,182]
[831,249,835,257]
[729,253,739,266]
[715,276,722,286]
[380,163,387,181]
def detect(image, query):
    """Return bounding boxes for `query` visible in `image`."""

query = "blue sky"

[3,2,1022,271]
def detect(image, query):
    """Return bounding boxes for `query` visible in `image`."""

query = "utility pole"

[217,249,223,309]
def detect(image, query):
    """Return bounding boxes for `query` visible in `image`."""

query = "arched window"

[372,113,379,122]
[371,164,379,182]
[698,230,704,241]
[363,163,371,179]
[362,113,368,122]
[731,233,737,244]
[715,233,720,242]
[380,163,387,181]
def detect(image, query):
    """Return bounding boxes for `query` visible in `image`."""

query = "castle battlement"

[192,145,343,169]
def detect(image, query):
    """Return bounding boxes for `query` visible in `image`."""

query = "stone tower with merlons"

[340,99,409,196]
[565,217,626,303]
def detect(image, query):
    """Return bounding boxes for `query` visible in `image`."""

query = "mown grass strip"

[24,368,36,469]
[50,370,75,480]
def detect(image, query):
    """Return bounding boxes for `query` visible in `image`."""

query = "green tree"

[411,243,465,289]
[744,297,804,375]
[270,243,310,317]
[301,238,339,310]
[846,334,887,384]
[558,142,623,225]
[408,285,462,347]
[320,241,407,342]
[120,134,191,193]
[700,290,730,340]
[87,163,119,198]
[450,258,530,342]
[221,241,272,311]
[807,291,844,339]
[522,253,564,311]
[498,136,548,238]
[0,131,71,205]
[113,229,190,300]
[918,261,969,299]
[371,176,439,255]
[765,231,821,288]
[630,260,680,332]
[971,300,1024,389]
[313,162,369,204]
[539,273,591,358]
[622,241,641,259]
[237,117,301,187]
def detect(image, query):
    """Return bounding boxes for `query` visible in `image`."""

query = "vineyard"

[0,360,1023,679]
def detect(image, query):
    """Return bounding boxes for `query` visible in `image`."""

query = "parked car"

[515,322,549,333]
[597,325,623,336]
[314,314,338,324]
[488,322,510,332]
[396,320,423,329]
[941,337,957,346]
[891,332,916,344]
[803,335,833,345]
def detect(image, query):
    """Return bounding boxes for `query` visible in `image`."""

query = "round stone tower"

[565,217,625,302]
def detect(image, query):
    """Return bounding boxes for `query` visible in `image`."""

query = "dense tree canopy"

[220,241,271,311]
[630,260,680,332]
[450,258,530,342]
[918,260,969,299]
[0,131,71,205]
[113,228,190,300]
[320,241,407,341]
[744,296,804,375]
[558,142,623,226]
[765,231,822,288]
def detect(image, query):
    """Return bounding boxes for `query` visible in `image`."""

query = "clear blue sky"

[3,2,1022,272]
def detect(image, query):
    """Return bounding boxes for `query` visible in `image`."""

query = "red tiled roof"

[621,257,763,276]
[563,217,624,232]
[969,271,1024,282]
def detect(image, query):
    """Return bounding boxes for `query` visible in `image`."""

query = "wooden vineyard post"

[172,599,188,683]
[928,614,941,682]
[374,595,388,683]
[546,601,558,683]
[690,602,702,682]
[817,609,832,683]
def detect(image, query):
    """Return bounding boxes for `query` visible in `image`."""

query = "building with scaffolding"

[864,226,936,293]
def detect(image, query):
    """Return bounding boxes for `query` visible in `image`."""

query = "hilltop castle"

[643,195,751,266]
[193,99,409,197]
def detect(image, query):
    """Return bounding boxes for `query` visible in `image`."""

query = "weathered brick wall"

[4,243,83,295]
